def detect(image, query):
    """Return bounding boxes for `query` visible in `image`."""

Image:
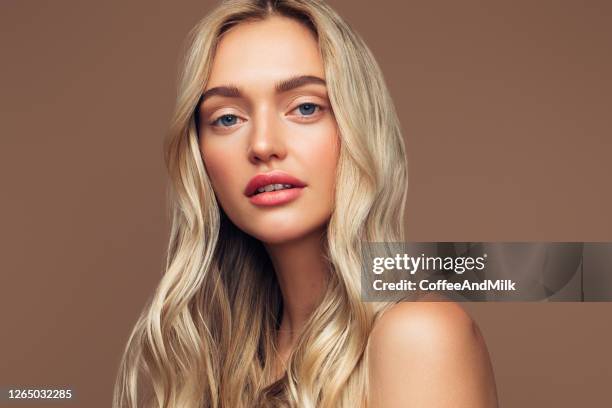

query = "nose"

[247,107,287,164]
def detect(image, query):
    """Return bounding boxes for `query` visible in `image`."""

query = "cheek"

[299,122,339,187]
[199,141,241,205]
[290,120,340,217]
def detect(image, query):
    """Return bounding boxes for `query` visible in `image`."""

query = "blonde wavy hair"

[113,0,407,407]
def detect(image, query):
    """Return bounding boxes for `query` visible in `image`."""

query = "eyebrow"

[200,75,326,102]
[276,75,326,93]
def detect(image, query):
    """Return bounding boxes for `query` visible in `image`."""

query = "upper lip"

[244,170,307,197]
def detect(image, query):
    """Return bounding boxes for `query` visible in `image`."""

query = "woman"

[113,0,498,407]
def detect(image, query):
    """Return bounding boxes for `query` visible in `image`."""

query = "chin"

[237,215,325,245]
[246,223,312,245]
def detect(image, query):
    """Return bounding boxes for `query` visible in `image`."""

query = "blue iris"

[217,114,237,126]
[298,103,317,115]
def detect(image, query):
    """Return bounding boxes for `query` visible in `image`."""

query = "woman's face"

[198,16,339,244]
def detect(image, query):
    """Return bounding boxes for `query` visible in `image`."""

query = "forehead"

[207,15,324,87]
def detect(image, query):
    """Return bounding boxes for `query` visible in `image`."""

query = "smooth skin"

[198,15,498,407]
[368,301,499,407]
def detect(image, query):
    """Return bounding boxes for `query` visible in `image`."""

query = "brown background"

[1,0,610,407]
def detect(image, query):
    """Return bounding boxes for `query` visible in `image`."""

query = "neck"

[264,227,330,347]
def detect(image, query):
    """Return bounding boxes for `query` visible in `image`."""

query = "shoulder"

[368,301,479,372]
[367,301,498,407]
[369,301,477,350]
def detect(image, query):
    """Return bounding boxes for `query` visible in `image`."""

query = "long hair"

[113,0,408,406]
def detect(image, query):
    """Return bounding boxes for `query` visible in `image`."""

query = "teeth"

[255,183,294,194]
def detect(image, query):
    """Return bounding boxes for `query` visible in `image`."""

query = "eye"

[211,114,242,127]
[295,103,320,116]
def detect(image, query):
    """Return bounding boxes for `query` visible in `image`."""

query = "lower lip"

[248,187,305,206]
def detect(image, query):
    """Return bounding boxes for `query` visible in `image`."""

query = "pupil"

[299,104,316,115]
[221,115,236,126]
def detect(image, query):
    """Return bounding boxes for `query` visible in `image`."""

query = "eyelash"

[291,102,323,118]
[209,114,243,128]
[209,103,324,128]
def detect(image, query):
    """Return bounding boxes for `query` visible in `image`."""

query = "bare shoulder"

[367,302,498,408]
[370,301,478,350]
